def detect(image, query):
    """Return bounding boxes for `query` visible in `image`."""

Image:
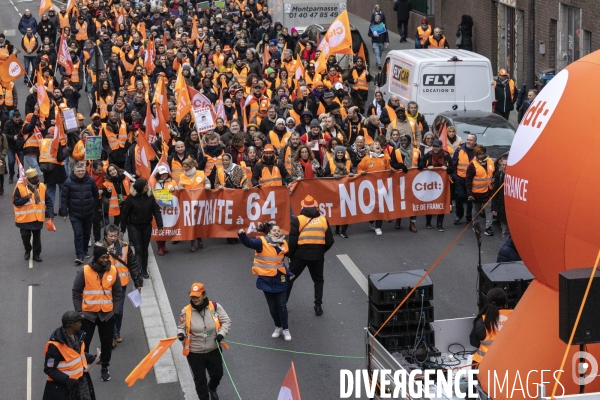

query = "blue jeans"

[70,216,92,259]
[24,154,41,177]
[114,285,127,338]
[7,149,18,178]
[23,56,35,80]
[46,183,62,214]
[263,291,288,330]
[372,42,384,66]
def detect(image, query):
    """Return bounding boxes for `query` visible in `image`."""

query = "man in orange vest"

[415,18,432,48]
[13,168,53,262]
[21,27,38,83]
[452,133,477,225]
[466,145,496,236]
[286,195,334,316]
[494,69,516,120]
[42,311,99,399]
[72,246,122,382]
[423,27,450,49]
[251,144,293,187]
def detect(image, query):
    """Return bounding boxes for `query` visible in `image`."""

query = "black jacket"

[494,78,516,113]
[418,151,454,174]
[3,119,24,150]
[457,23,473,50]
[60,172,98,218]
[120,186,163,232]
[287,207,334,260]
[393,0,412,21]
[251,160,293,187]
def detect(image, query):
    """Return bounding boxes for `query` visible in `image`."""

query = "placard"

[154,189,173,207]
[193,107,215,132]
[85,136,102,160]
[62,108,79,133]
[213,1,225,9]
[370,23,387,36]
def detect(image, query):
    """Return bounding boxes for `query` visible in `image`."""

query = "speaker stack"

[559,268,600,345]
[478,261,534,311]
[368,270,435,352]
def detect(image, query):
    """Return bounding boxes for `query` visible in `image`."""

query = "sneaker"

[282,329,292,341]
[208,388,219,400]
[340,232,349,238]
[112,339,117,348]
[88,238,93,247]
[116,334,123,343]
[334,227,340,234]
[375,228,383,236]
[271,327,282,338]
[466,216,472,223]
[485,227,494,236]
[101,367,111,381]
[9,177,13,184]
[74,258,83,265]
[453,217,462,225]
[369,222,375,231]
[314,305,323,316]
[438,225,444,232]
[425,222,432,229]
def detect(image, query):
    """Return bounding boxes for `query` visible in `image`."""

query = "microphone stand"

[474,220,484,309]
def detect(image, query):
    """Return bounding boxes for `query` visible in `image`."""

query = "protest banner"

[151,186,290,240]
[289,169,451,225]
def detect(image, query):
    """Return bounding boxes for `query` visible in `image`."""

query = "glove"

[177,333,185,341]
[66,378,79,390]
[402,166,408,173]
[215,334,224,343]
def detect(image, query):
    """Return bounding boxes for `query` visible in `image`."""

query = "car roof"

[436,110,514,128]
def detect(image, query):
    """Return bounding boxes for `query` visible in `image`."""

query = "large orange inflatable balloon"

[478,50,600,399]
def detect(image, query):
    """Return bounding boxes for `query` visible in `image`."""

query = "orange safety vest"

[215,167,227,186]
[394,148,421,168]
[0,82,15,106]
[103,121,127,150]
[81,264,117,313]
[104,179,130,216]
[58,12,70,29]
[283,147,294,174]
[232,65,249,87]
[203,151,224,175]
[69,60,80,84]
[0,47,9,63]
[179,170,207,189]
[471,157,495,193]
[23,35,37,52]
[259,165,282,186]
[108,243,131,286]
[121,49,136,72]
[252,236,288,276]
[456,148,471,178]
[170,156,190,182]
[23,130,41,150]
[73,140,86,161]
[13,183,46,223]
[268,131,290,153]
[75,22,88,41]
[406,113,424,134]
[182,301,221,356]
[297,215,327,245]
[417,26,432,45]
[472,309,513,363]
[43,340,87,381]
[494,79,516,101]
[289,109,301,126]
[39,138,64,165]
[239,160,253,181]
[427,35,447,48]
[327,154,351,174]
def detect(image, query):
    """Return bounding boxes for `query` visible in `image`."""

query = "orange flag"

[326,10,353,55]
[37,70,50,118]
[145,102,156,143]
[144,38,155,73]
[190,16,199,41]
[139,23,146,41]
[314,44,328,74]
[0,53,26,85]
[263,42,270,68]
[39,0,53,15]
[51,109,65,157]
[277,362,301,400]
[148,151,171,189]
[439,123,448,152]
[153,77,170,121]
[153,101,170,144]
[125,337,177,387]
[174,67,191,123]
[294,53,304,81]
[357,42,366,63]
[135,125,157,180]
[66,0,75,14]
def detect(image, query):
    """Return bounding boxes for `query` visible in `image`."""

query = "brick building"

[348,0,600,87]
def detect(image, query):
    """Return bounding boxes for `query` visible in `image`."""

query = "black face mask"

[263,155,275,165]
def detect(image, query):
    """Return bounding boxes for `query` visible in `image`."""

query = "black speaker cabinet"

[479,261,534,310]
[368,270,433,307]
[369,301,434,328]
[559,268,600,345]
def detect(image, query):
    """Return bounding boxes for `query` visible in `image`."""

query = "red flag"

[135,126,157,180]
[57,32,74,76]
[16,157,26,183]
[125,337,177,387]
[37,69,50,118]
[51,109,65,157]
[0,53,26,85]
[144,38,155,73]
[277,362,301,400]
[148,151,171,189]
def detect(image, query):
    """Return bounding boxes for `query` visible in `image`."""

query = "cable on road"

[217,344,243,400]
[226,341,364,359]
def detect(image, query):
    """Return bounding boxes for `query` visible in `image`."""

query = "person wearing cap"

[286,195,334,316]
[13,168,53,262]
[178,282,231,400]
[466,144,495,236]
[418,139,454,231]
[245,83,270,127]
[266,118,290,154]
[72,246,122,382]
[423,27,450,49]
[387,105,416,143]
[42,311,99,399]
[415,18,432,48]
[300,118,331,165]
[251,143,293,187]
[493,68,516,120]
[238,222,294,340]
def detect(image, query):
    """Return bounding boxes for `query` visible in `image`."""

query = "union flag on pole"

[39,0,53,15]
[277,362,301,400]
[57,32,74,75]
[125,337,177,387]
[37,69,50,118]
[174,67,191,123]
[50,109,65,158]
[0,53,26,85]
[144,38,155,73]
[135,126,157,180]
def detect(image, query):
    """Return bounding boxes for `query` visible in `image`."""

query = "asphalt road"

[0,4,509,400]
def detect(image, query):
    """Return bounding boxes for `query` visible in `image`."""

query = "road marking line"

[337,254,368,295]
[27,357,32,400]
[28,285,32,333]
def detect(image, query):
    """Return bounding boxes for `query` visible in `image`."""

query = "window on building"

[582,30,592,57]
[558,4,582,70]
[411,0,433,16]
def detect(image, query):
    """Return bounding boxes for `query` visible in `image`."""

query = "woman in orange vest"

[178,158,211,252]
[152,165,178,256]
[92,80,115,122]
[102,164,130,226]
[238,223,295,341]
[177,282,231,400]
[358,141,395,236]
[322,145,353,238]
[390,133,419,231]
[470,288,512,364]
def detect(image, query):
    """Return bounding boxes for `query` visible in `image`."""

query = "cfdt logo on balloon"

[412,171,444,202]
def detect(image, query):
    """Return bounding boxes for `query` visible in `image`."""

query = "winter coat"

[19,15,38,35]
[42,327,96,400]
[393,0,412,21]
[177,299,231,353]
[491,161,507,223]
[497,236,522,263]
[287,207,334,260]
[60,172,98,219]
[3,119,24,150]
[119,186,163,232]
[457,23,473,51]
[494,78,516,113]
[102,238,144,288]
[0,133,7,175]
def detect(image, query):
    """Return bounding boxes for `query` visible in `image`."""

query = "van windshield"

[454,121,515,146]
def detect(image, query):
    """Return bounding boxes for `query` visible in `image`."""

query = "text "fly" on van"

[423,74,455,86]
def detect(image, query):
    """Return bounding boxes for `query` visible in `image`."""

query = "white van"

[375,49,494,126]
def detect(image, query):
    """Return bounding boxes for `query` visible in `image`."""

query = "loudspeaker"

[479,261,534,310]
[369,301,434,328]
[368,270,433,307]
[559,268,600,345]
[368,323,435,352]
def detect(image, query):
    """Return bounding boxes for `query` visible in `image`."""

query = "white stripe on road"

[28,285,32,333]
[26,356,31,400]
[337,254,369,295]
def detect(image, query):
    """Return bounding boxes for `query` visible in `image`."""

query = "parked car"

[432,110,515,161]
[303,23,370,76]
